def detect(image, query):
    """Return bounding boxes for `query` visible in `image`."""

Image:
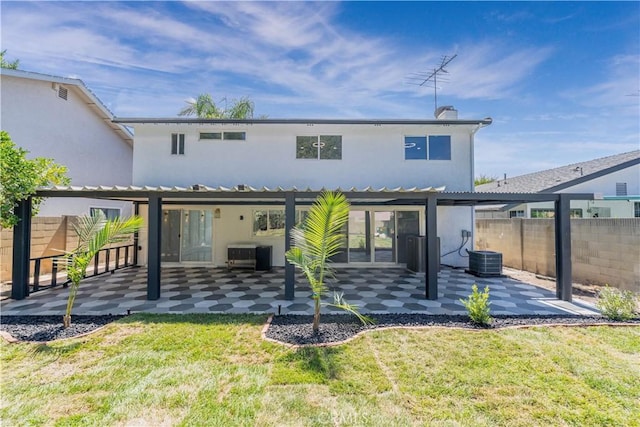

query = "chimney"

[435,105,458,120]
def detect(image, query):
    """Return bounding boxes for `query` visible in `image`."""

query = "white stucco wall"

[129,121,479,267]
[131,122,477,192]
[559,164,639,196]
[0,74,133,217]
[504,199,637,219]
[136,203,473,268]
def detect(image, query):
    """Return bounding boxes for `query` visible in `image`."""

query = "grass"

[1,314,639,426]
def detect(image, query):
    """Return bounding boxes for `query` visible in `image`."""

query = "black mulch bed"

[266,313,640,346]
[0,315,125,343]
[1,313,638,344]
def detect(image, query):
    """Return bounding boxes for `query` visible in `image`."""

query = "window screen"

[404,136,427,160]
[296,136,341,159]
[428,135,451,160]
[199,132,222,140]
[171,133,185,155]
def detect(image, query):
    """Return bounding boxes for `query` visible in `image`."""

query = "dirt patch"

[502,267,600,305]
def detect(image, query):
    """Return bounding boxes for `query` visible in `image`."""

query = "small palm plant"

[61,211,143,328]
[285,191,372,333]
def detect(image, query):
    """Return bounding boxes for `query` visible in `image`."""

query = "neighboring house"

[115,107,492,269]
[0,68,134,218]
[475,150,640,218]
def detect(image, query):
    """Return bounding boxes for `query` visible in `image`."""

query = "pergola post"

[425,195,438,300]
[11,197,32,300]
[555,194,572,301]
[147,194,162,300]
[284,192,296,300]
[133,202,140,266]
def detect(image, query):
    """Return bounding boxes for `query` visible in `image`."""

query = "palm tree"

[285,191,372,333]
[178,93,255,119]
[62,212,143,328]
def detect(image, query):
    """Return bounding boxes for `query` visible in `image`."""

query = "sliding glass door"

[346,210,418,264]
[373,211,395,263]
[161,209,213,263]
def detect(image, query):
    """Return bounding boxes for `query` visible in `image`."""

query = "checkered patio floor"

[0,266,598,316]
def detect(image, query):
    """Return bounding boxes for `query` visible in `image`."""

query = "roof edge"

[1,68,134,144]
[541,157,640,193]
[113,117,493,126]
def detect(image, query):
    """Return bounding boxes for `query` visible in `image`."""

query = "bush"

[460,284,492,326]
[596,286,638,321]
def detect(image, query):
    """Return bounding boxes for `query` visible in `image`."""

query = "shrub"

[596,286,638,321]
[460,284,492,326]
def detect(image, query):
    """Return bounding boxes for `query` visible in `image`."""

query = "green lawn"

[1,314,639,426]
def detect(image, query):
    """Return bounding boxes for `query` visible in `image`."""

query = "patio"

[1,266,598,316]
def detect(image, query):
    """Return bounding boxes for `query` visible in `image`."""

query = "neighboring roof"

[476,150,640,194]
[113,117,493,126]
[0,68,133,145]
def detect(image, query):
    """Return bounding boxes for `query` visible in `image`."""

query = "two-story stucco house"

[0,69,133,218]
[115,107,492,271]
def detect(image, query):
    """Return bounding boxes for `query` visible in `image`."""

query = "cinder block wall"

[476,218,640,292]
[475,219,524,269]
[571,219,639,292]
[1,216,75,283]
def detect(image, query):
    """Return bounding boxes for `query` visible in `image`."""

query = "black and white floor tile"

[1,267,598,316]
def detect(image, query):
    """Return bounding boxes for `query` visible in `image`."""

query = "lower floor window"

[253,209,308,236]
[90,207,121,220]
[635,202,640,218]
[253,210,285,236]
[530,208,583,218]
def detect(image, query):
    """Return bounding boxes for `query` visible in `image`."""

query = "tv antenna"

[407,54,457,113]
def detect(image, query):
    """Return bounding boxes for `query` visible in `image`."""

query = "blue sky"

[2,1,639,178]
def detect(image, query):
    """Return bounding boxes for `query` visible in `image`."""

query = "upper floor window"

[616,182,627,196]
[634,202,640,218]
[171,133,185,155]
[199,131,246,141]
[296,135,342,159]
[404,135,451,160]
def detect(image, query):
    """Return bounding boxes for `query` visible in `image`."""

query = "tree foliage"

[0,50,19,69]
[474,174,497,186]
[62,211,143,327]
[178,93,258,119]
[0,131,70,228]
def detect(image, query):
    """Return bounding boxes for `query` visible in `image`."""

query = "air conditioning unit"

[466,250,502,277]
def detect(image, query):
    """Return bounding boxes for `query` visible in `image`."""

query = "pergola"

[11,186,593,303]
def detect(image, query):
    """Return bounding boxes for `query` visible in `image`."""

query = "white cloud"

[1,1,559,118]
[443,43,555,100]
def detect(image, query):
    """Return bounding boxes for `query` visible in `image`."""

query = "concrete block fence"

[476,218,639,293]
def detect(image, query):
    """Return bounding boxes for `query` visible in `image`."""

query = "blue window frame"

[428,135,451,160]
[404,136,427,160]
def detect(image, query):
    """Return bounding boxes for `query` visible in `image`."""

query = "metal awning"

[12,187,591,304]
[35,185,594,206]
